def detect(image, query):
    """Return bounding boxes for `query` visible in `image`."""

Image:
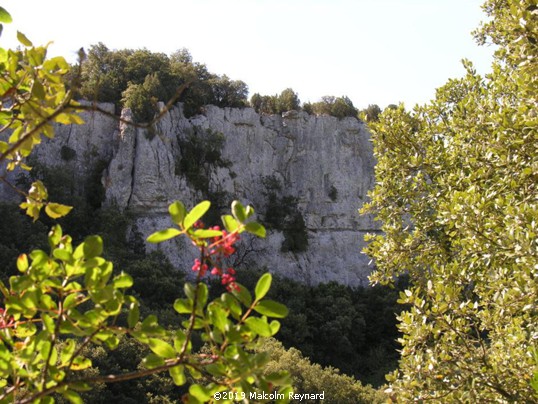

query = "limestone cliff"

[3,103,378,286]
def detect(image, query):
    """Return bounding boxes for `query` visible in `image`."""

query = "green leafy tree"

[209,74,248,108]
[306,96,358,118]
[277,88,300,112]
[249,89,300,115]
[361,0,537,401]
[77,43,131,106]
[360,104,382,122]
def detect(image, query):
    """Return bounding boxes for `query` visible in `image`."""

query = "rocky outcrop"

[3,103,379,286]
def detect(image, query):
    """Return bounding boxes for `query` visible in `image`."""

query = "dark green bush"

[175,127,230,193]
[60,145,77,161]
[262,176,308,253]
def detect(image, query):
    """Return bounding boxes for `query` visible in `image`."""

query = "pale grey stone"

[1,102,379,286]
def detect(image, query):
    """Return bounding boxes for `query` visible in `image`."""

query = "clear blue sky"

[3,0,494,109]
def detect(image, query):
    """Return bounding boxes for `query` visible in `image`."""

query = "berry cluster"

[191,223,240,291]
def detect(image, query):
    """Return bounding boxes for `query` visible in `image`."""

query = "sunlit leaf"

[0,7,12,23]
[148,338,176,359]
[253,300,288,318]
[183,200,210,230]
[147,228,181,243]
[169,365,186,386]
[245,317,273,337]
[16,31,32,46]
[168,201,186,225]
[45,203,73,219]
[255,273,272,301]
[245,221,266,238]
[231,200,247,222]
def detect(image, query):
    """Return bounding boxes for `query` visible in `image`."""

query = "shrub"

[262,176,308,253]
[60,145,77,161]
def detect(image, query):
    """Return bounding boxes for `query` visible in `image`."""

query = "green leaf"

[183,282,196,300]
[255,273,272,301]
[232,283,252,307]
[61,390,83,404]
[60,339,76,366]
[193,229,222,239]
[189,384,211,401]
[173,298,192,314]
[82,235,103,259]
[143,353,165,369]
[221,293,242,319]
[169,201,186,225]
[16,254,28,272]
[245,205,255,218]
[127,298,140,328]
[183,201,210,230]
[231,200,247,222]
[53,248,73,263]
[112,272,133,288]
[208,302,228,332]
[245,317,273,337]
[55,113,84,125]
[17,31,32,46]
[148,338,176,359]
[147,228,181,243]
[0,7,12,23]
[70,356,91,370]
[45,203,73,219]
[197,283,208,309]
[48,224,63,247]
[269,320,281,335]
[169,365,186,386]
[245,221,266,238]
[221,214,239,232]
[13,321,36,337]
[253,300,288,318]
[32,79,45,99]
[63,293,82,310]
[139,315,165,336]
[173,330,189,354]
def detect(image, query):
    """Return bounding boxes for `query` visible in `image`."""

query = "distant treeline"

[71,43,391,122]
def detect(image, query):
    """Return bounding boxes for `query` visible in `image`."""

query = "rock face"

[3,103,378,286]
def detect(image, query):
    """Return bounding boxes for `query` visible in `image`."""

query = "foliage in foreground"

[0,9,292,403]
[362,0,537,401]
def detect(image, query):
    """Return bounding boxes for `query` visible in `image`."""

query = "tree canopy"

[362,0,537,401]
[77,44,249,120]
